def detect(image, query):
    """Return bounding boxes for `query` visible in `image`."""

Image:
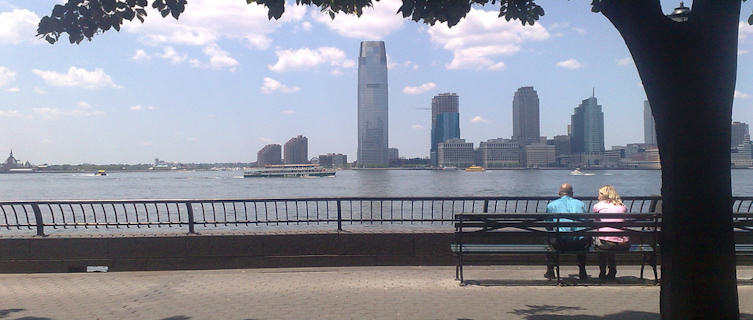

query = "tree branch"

[597,0,665,36]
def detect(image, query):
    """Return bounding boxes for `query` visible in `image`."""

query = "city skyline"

[0,1,752,164]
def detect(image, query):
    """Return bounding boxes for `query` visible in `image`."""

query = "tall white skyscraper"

[357,41,388,167]
[644,100,657,145]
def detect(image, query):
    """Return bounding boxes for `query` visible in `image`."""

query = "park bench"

[451,213,660,284]
[452,212,753,285]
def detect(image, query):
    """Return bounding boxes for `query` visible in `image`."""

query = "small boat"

[465,165,486,172]
[570,168,595,176]
[95,169,107,176]
[244,164,336,178]
[440,166,458,171]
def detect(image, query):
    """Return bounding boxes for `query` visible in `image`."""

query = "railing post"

[31,203,45,236]
[483,199,489,213]
[185,202,196,234]
[336,200,342,231]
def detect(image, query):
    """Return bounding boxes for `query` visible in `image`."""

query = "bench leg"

[640,253,646,280]
[651,252,658,285]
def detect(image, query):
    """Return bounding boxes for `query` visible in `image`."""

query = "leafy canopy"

[38,0,753,45]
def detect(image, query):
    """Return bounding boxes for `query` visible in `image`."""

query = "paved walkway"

[0,266,752,319]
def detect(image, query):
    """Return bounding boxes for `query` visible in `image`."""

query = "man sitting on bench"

[545,183,592,280]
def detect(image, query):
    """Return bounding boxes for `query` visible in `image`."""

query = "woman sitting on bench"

[593,185,629,280]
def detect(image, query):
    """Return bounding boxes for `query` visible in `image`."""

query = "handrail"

[0,196,747,236]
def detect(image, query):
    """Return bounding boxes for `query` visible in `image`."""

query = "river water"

[0,169,751,200]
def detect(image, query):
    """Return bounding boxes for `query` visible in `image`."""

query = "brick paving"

[0,266,751,319]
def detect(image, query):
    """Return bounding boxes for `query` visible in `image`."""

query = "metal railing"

[0,196,749,235]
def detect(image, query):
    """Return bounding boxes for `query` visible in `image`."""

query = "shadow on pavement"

[160,317,191,320]
[0,309,24,318]
[14,317,53,320]
[508,306,753,320]
[465,274,656,287]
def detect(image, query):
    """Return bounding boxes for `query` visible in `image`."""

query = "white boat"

[570,168,595,176]
[244,164,336,178]
[440,166,458,171]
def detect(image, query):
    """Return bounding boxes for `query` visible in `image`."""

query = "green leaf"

[748,13,753,25]
[45,35,56,44]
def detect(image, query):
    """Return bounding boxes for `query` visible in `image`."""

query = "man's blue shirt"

[546,195,587,237]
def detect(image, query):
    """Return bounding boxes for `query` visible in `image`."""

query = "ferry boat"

[465,165,486,172]
[95,169,107,176]
[244,164,336,178]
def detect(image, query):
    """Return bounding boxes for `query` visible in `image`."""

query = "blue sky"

[0,0,752,164]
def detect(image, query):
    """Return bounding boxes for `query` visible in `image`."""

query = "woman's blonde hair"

[598,185,623,206]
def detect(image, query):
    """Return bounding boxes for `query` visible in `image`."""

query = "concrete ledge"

[0,232,456,273]
[0,232,749,273]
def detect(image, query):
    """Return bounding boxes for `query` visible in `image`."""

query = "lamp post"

[668,2,690,22]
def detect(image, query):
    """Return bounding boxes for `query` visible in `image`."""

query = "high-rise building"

[284,135,308,164]
[257,144,282,167]
[430,93,461,165]
[357,41,389,167]
[644,100,657,145]
[512,86,540,145]
[731,121,750,149]
[388,148,399,162]
[437,139,475,168]
[571,94,605,153]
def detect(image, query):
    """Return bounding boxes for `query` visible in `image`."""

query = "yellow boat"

[465,165,485,172]
[95,169,107,176]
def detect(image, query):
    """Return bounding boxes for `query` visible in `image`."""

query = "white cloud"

[427,8,550,70]
[124,0,306,50]
[261,77,300,94]
[0,109,24,118]
[139,141,153,147]
[32,67,121,89]
[735,90,751,99]
[282,110,295,115]
[740,21,753,40]
[312,0,404,39]
[0,9,40,45]
[258,137,274,143]
[386,55,416,70]
[548,22,586,36]
[160,46,187,64]
[268,47,355,72]
[740,49,749,56]
[130,105,155,111]
[132,49,150,61]
[301,21,312,31]
[616,57,632,66]
[411,124,424,130]
[556,59,582,70]
[5,87,18,92]
[470,116,489,123]
[403,82,437,95]
[203,44,239,70]
[33,102,105,120]
[488,62,505,70]
[0,66,15,87]
[33,87,47,95]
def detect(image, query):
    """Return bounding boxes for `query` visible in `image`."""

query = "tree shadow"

[160,317,191,320]
[510,305,584,315]
[465,274,656,287]
[14,317,53,320]
[509,306,753,320]
[0,309,24,319]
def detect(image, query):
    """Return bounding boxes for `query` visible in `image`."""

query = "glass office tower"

[357,41,389,167]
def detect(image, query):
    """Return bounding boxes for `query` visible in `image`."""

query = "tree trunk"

[600,1,740,318]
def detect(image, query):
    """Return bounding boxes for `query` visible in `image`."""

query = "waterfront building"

[1,150,32,172]
[257,144,282,167]
[522,143,555,168]
[512,86,540,145]
[388,148,399,162]
[644,100,657,145]
[621,147,661,169]
[570,93,605,153]
[604,149,625,168]
[732,121,750,150]
[357,41,389,167]
[284,135,308,164]
[318,153,348,168]
[430,93,460,165]
[570,152,605,168]
[478,138,520,168]
[437,139,475,168]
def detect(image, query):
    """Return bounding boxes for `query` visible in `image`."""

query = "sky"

[0,0,752,164]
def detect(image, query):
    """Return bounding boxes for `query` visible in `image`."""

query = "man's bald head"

[558,183,573,197]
